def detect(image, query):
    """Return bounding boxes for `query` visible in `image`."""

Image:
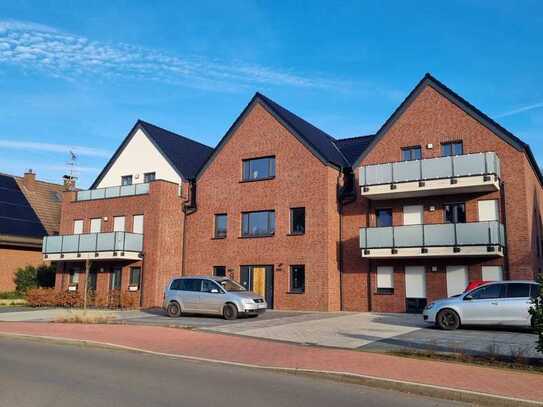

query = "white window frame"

[113,216,125,232]
[376,266,394,289]
[73,219,84,234]
[133,214,144,234]
[90,218,102,233]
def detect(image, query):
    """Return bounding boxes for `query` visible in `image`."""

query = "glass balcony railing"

[75,183,150,201]
[42,232,144,254]
[359,152,500,187]
[360,221,505,249]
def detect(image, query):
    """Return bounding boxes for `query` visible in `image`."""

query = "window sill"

[238,234,275,239]
[239,176,275,184]
[287,233,305,237]
[287,290,305,294]
[211,236,227,240]
[375,289,394,295]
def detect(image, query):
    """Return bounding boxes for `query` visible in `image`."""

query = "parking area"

[0,307,538,359]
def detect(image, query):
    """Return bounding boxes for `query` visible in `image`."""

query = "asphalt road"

[0,336,465,407]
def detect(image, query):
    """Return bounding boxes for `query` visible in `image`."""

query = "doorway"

[446,265,468,297]
[405,266,427,313]
[240,265,274,308]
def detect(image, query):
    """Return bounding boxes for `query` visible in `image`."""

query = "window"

[121,175,133,186]
[444,203,466,224]
[143,172,155,183]
[202,279,221,293]
[110,267,122,290]
[214,214,227,238]
[90,218,102,233]
[242,211,275,237]
[442,141,463,157]
[129,267,141,288]
[470,284,504,300]
[113,216,125,232]
[531,284,540,300]
[69,268,80,285]
[505,283,531,298]
[87,272,97,291]
[401,146,422,161]
[478,200,498,222]
[213,266,226,277]
[376,208,393,227]
[242,156,275,181]
[175,278,201,292]
[290,207,305,235]
[376,266,394,294]
[290,265,305,293]
[133,215,144,234]
[73,220,83,234]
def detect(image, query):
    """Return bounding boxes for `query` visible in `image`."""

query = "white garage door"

[482,265,503,281]
[446,265,468,297]
[405,266,426,298]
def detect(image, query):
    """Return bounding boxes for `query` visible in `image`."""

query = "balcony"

[43,232,143,261]
[359,152,500,199]
[75,183,150,201]
[359,221,505,258]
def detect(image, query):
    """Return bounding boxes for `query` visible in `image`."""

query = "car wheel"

[166,302,182,318]
[436,309,460,330]
[223,303,238,320]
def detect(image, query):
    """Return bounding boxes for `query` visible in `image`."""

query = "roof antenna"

[63,150,79,189]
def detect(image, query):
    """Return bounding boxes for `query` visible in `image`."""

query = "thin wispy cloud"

[0,19,342,91]
[0,139,111,158]
[496,102,543,118]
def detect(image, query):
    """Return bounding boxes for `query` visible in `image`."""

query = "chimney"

[63,175,77,191]
[23,169,36,190]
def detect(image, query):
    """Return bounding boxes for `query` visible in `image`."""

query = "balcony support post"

[83,259,91,310]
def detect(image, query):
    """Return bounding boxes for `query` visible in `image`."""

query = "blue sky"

[0,1,542,188]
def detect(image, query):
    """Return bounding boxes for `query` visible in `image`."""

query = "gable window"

[444,203,466,224]
[121,175,133,186]
[242,210,275,237]
[213,266,226,277]
[376,208,393,227]
[290,265,305,293]
[214,214,227,238]
[401,146,422,161]
[290,207,305,235]
[143,172,156,183]
[442,141,463,157]
[242,156,275,181]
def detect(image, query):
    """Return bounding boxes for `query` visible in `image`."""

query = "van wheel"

[167,302,182,318]
[436,309,460,330]
[223,304,238,320]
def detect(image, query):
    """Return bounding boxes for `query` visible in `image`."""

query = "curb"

[0,331,540,407]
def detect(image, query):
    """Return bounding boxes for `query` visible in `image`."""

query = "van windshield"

[219,279,246,292]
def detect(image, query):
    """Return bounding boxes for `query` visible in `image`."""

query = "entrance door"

[446,265,468,297]
[405,266,427,313]
[240,265,274,308]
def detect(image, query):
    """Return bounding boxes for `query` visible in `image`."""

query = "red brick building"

[46,74,543,312]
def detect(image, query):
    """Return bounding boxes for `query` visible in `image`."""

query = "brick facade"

[0,246,44,292]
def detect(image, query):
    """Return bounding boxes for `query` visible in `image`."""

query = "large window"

[129,267,141,288]
[290,265,305,293]
[121,175,133,186]
[444,203,466,224]
[290,207,305,235]
[401,146,422,161]
[442,141,463,157]
[242,156,275,181]
[214,214,227,238]
[143,172,156,183]
[376,208,393,227]
[242,211,275,237]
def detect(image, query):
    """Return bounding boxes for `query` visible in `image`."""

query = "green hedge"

[14,264,55,294]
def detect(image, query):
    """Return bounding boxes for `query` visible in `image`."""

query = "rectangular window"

[213,266,226,277]
[401,146,422,161]
[444,203,466,224]
[214,214,227,238]
[505,283,531,298]
[290,265,305,293]
[242,156,275,181]
[69,268,80,284]
[87,272,97,291]
[110,267,122,290]
[442,141,464,157]
[73,219,83,234]
[129,267,141,288]
[290,207,305,235]
[121,175,133,186]
[143,172,156,183]
[478,200,498,222]
[376,208,393,227]
[376,266,394,294]
[113,216,125,232]
[90,218,102,233]
[242,211,275,237]
[133,214,144,234]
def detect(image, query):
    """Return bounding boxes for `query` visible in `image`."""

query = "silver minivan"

[423,281,539,330]
[163,276,267,320]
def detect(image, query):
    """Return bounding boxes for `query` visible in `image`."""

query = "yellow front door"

[252,267,266,298]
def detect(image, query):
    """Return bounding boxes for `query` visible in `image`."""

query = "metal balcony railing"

[360,221,505,249]
[42,232,144,254]
[75,183,150,201]
[359,152,500,187]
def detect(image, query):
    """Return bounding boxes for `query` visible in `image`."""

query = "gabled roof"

[91,120,213,188]
[334,135,375,166]
[354,73,543,186]
[0,173,48,239]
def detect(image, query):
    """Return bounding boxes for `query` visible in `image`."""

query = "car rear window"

[506,283,531,298]
[171,278,202,291]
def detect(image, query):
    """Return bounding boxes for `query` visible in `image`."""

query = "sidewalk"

[0,322,541,404]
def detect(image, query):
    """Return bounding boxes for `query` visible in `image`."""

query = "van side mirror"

[464,294,473,301]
